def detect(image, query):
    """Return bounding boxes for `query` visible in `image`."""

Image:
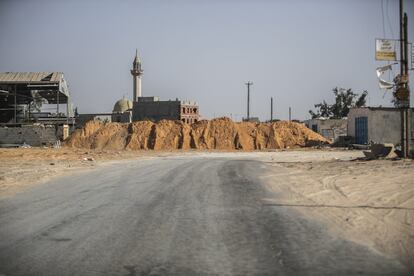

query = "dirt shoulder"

[0,147,173,197]
[263,157,414,269]
[0,147,361,198]
[0,147,267,197]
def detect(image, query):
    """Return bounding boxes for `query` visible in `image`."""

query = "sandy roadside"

[0,147,179,197]
[263,154,414,269]
[0,147,260,197]
[0,147,337,197]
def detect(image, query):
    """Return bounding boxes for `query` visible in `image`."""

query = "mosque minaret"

[130,49,144,101]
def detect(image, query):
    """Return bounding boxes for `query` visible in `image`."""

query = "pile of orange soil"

[66,118,329,151]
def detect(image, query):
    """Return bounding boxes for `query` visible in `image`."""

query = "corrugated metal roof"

[0,72,63,83]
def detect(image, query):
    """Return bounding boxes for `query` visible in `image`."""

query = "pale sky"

[0,0,413,121]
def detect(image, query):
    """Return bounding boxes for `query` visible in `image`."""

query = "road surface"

[0,154,410,275]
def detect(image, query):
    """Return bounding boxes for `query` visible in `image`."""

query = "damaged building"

[0,72,74,146]
[304,118,348,142]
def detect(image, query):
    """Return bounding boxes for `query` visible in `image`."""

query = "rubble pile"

[66,118,329,150]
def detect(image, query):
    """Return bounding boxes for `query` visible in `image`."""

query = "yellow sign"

[376,39,396,61]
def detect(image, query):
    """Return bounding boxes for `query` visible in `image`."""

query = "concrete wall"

[304,119,319,132]
[319,119,347,141]
[0,125,58,146]
[133,101,181,121]
[304,118,347,141]
[368,109,401,145]
[111,111,131,123]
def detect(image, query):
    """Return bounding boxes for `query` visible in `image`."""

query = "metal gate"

[355,117,368,144]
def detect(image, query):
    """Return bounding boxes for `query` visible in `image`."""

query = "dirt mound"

[151,120,192,150]
[126,121,154,150]
[191,118,239,149]
[66,118,329,150]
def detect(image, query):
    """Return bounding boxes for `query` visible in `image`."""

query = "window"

[321,129,333,140]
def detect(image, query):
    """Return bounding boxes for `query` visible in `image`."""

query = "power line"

[386,0,395,38]
[381,0,386,37]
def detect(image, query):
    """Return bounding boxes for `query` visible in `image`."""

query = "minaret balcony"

[130,69,143,76]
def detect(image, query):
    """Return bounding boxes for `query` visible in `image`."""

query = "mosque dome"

[113,98,133,113]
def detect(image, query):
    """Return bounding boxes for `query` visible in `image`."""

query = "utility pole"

[400,0,404,75]
[397,0,410,157]
[399,0,405,157]
[270,97,274,121]
[403,12,410,158]
[289,107,292,122]
[245,81,253,121]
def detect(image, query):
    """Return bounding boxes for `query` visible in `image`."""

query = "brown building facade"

[132,97,200,123]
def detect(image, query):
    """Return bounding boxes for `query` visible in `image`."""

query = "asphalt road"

[0,155,410,276]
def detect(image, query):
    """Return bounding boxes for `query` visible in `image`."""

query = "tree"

[355,90,368,108]
[309,100,331,118]
[309,88,368,119]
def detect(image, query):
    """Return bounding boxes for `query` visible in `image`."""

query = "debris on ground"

[20,143,31,149]
[83,157,95,161]
[363,143,398,160]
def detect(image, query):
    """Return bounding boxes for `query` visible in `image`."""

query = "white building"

[347,107,414,146]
